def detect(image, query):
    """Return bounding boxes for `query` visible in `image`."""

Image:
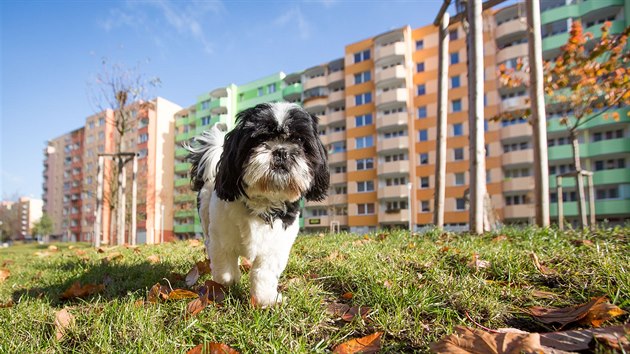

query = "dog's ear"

[304,113,330,202]
[214,109,256,201]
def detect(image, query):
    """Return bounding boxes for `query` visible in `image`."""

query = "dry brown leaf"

[570,239,594,247]
[203,280,227,303]
[530,252,556,275]
[96,247,106,253]
[407,242,416,249]
[196,259,212,275]
[531,290,558,299]
[492,235,508,242]
[34,251,52,257]
[341,306,371,322]
[593,332,630,350]
[0,299,14,308]
[186,294,209,317]
[326,302,350,317]
[147,283,170,303]
[239,257,252,273]
[54,308,74,341]
[1,260,14,267]
[105,252,123,262]
[341,292,354,300]
[187,342,239,354]
[188,239,202,247]
[540,324,630,352]
[168,289,199,300]
[147,255,160,264]
[376,233,388,241]
[526,296,625,328]
[134,299,145,307]
[430,326,543,354]
[0,269,10,283]
[48,245,59,252]
[333,332,382,354]
[68,245,76,250]
[60,281,105,300]
[468,253,491,271]
[74,249,87,256]
[185,265,201,287]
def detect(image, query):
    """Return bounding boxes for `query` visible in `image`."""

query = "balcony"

[495,18,527,40]
[174,178,190,187]
[328,131,345,143]
[210,97,228,115]
[174,193,196,203]
[378,185,409,200]
[282,83,302,100]
[317,113,329,126]
[328,70,344,84]
[378,160,410,176]
[303,76,328,91]
[502,176,534,192]
[500,96,528,111]
[304,216,330,228]
[378,209,410,223]
[502,149,534,165]
[497,43,528,63]
[376,88,408,107]
[328,90,345,103]
[330,172,347,184]
[501,123,532,140]
[304,97,328,111]
[174,224,195,233]
[328,111,345,124]
[377,136,408,152]
[305,196,330,208]
[375,65,406,84]
[175,210,195,218]
[503,205,534,219]
[375,42,406,62]
[376,112,408,130]
[329,152,347,164]
[175,162,192,173]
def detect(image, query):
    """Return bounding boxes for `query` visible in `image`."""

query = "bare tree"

[88,58,160,245]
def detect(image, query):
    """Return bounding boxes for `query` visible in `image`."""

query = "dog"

[185,102,329,307]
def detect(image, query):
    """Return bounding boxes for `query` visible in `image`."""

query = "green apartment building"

[540,0,630,225]
[172,73,303,239]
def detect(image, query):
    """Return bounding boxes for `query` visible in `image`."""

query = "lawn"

[0,226,628,353]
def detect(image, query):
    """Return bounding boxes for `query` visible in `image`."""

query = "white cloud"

[274,6,311,40]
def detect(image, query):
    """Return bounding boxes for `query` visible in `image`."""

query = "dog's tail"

[183,123,227,192]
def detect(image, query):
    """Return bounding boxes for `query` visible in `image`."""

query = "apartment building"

[43,133,68,236]
[173,73,301,239]
[0,197,43,241]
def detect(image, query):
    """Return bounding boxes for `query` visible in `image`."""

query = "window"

[257,87,264,96]
[451,75,460,88]
[592,129,623,142]
[354,71,371,84]
[450,52,459,64]
[421,201,430,213]
[419,129,428,141]
[357,181,374,192]
[456,198,466,211]
[355,114,373,127]
[417,62,425,72]
[98,117,105,126]
[355,135,374,149]
[330,142,346,153]
[356,158,374,171]
[596,187,619,200]
[455,173,465,186]
[88,122,95,129]
[267,83,276,93]
[449,29,458,40]
[138,133,148,144]
[484,120,489,132]
[201,116,211,125]
[385,176,407,186]
[354,49,371,63]
[357,203,375,215]
[334,186,347,194]
[98,132,105,140]
[383,130,406,139]
[417,84,426,96]
[453,123,463,136]
[201,100,210,110]
[452,99,462,112]
[333,165,347,173]
[419,153,429,165]
[384,153,407,162]
[355,92,372,105]
[415,40,424,50]
[594,158,626,171]
[418,106,427,119]
[386,201,408,211]
[420,177,429,188]
[454,148,464,160]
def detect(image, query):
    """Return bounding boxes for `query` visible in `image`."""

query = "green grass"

[1,226,628,353]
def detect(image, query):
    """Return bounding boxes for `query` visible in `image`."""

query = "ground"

[0,226,628,353]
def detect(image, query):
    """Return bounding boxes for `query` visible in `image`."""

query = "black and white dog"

[185,102,329,307]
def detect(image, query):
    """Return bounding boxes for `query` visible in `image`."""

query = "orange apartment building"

[302,11,504,233]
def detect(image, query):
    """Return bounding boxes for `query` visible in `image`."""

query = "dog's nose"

[272,148,288,164]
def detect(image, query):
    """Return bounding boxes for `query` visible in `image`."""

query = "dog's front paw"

[251,292,284,308]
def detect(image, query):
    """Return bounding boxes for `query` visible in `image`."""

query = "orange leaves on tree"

[187,342,239,354]
[60,281,105,300]
[333,332,382,354]
[525,296,626,328]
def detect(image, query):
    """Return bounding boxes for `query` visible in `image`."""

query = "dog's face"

[215,103,329,203]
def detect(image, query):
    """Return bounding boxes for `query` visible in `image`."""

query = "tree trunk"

[570,131,588,228]
[434,11,450,228]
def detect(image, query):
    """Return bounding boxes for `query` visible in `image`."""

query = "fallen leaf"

[147,283,170,303]
[240,257,252,273]
[383,280,393,289]
[341,292,354,300]
[492,235,508,242]
[530,252,556,275]
[327,251,344,261]
[570,239,594,247]
[326,302,350,317]
[540,324,630,352]
[526,296,625,328]
[54,308,75,341]
[593,332,630,350]
[48,245,58,252]
[468,253,491,271]
[430,326,543,354]
[0,269,10,283]
[187,342,239,354]
[124,244,139,251]
[185,265,200,287]
[407,242,416,249]
[188,239,202,247]
[531,290,558,299]
[342,306,371,322]
[202,280,227,303]
[105,252,123,262]
[0,299,14,308]
[147,255,160,264]
[376,233,388,241]
[168,289,199,300]
[68,245,75,250]
[74,249,87,256]
[186,294,209,317]
[134,299,145,307]
[96,247,106,253]
[196,259,211,275]
[60,281,105,300]
[1,260,14,267]
[333,332,382,354]
[34,251,52,257]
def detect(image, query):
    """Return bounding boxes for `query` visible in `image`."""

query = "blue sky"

[1,0,450,200]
